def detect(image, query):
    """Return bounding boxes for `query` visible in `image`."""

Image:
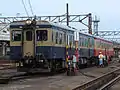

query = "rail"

[72,68,120,90]
[98,75,120,90]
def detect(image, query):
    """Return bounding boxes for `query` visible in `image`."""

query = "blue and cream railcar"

[78,32,95,67]
[9,20,75,72]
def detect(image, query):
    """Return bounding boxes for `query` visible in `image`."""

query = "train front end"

[9,19,37,72]
[9,19,67,73]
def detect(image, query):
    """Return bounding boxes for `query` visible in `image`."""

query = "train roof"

[10,20,113,43]
[78,30,113,43]
[10,20,75,32]
[79,31,113,43]
[94,36,113,43]
[38,21,74,31]
[79,31,94,37]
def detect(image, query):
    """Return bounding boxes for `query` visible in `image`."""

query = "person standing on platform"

[98,52,104,67]
[72,54,77,70]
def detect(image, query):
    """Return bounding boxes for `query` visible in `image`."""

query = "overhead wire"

[0,0,35,39]
[21,0,29,17]
[0,23,10,34]
[0,0,35,33]
[28,0,34,16]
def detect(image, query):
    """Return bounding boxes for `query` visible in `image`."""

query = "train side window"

[63,33,66,42]
[56,32,58,44]
[72,35,73,45]
[84,38,86,47]
[85,38,86,47]
[67,35,69,45]
[82,37,84,46]
[83,38,85,46]
[12,31,21,41]
[89,39,91,47]
[79,36,82,46]
[59,33,62,44]
[66,35,68,45]
[36,30,47,41]
[52,31,54,42]
[92,39,94,48]
[81,37,83,46]
[26,31,32,41]
[73,36,75,46]
[88,38,90,47]
[69,35,72,46]
[79,37,81,46]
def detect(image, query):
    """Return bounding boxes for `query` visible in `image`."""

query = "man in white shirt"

[98,52,104,67]
[72,54,77,69]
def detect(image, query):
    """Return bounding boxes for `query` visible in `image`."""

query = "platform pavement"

[0,60,16,70]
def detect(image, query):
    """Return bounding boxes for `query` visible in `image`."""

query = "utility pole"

[65,3,70,75]
[66,3,69,26]
[88,13,92,34]
[93,15,100,36]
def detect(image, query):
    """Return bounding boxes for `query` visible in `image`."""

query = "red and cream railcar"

[94,37,114,62]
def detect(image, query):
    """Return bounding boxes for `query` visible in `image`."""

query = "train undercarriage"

[16,54,111,75]
[16,55,66,74]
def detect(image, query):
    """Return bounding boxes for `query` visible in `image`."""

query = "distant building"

[0,23,10,41]
[0,23,10,57]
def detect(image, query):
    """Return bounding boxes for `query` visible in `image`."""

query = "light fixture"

[26,19,32,25]
[19,26,23,29]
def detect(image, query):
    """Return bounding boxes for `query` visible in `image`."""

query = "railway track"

[0,61,119,88]
[98,75,120,90]
[0,63,119,90]
[72,68,120,90]
[0,69,66,84]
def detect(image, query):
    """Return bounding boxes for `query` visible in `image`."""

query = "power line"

[0,24,9,31]
[21,0,29,17]
[28,0,34,16]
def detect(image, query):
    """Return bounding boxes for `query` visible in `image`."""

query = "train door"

[23,30,34,57]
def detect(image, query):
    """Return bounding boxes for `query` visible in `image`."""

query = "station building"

[0,23,10,60]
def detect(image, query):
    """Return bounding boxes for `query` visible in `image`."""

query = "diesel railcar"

[9,19,76,72]
[94,37,114,62]
[77,33,114,67]
[77,32,95,67]
[9,19,114,72]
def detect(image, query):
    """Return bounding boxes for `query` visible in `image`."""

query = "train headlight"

[26,19,32,25]
[39,60,43,62]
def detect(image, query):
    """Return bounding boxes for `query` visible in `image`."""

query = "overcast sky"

[0,0,120,30]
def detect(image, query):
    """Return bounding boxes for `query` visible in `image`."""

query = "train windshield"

[12,31,21,41]
[36,30,47,41]
[26,31,32,41]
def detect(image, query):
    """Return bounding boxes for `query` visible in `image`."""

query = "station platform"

[0,60,16,70]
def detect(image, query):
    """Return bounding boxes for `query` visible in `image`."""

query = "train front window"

[12,31,21,41]
[36,30,47,41]
[26,31,32,41]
